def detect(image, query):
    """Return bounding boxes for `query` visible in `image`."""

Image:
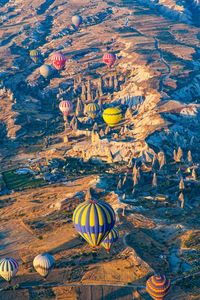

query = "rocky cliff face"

[137,0,192,23]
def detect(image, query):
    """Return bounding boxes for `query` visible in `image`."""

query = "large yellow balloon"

[102,107,122,127]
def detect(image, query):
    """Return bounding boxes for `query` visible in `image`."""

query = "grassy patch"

[2,170,46,191]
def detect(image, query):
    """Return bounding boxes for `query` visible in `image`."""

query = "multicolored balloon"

[146,274,171,300]
[73,199,115,248]
[33,253,55,278]
[39,64,53,78]
[59,100,73,119]
[86,103,99,119]
[30,49,41,63]
[102,107,122,127]
[50,52,66,70]
[0,257,19,282]
[72,15,83,29]
[103,53,116,68]
[101,227,119,252]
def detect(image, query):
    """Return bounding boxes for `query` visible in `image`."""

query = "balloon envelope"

[72,15,82,28]
[39,64,53,78]
[50,52,66,71]
[146,275,171,300]
[86,103,99,119]
[59,100,73,117]
[102,107,122,127]
[101,227,119,252]
[30,49,40,63]
[33,253,55,278]
[0,257,19,282]
[73,199,115,248]
[103,53,116,68]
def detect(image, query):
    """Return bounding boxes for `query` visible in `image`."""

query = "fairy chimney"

[114,75,119,90]
[76,98,84,116]
[91,130,100,145]
[117,178,122,190]
[125,108,132,119]
[109,75,114,89]
[187,150,192,163]
[176,147,183,162]
[133,172,138,186]
[122,174,127,186]
[85,188,92,201]
[133,163,137,176]
[98,77,103,96]
[178,192,185,209]
[105,126,110,135]
[152,173,157,187]
[93,122,99,132]
[158,151,166,169]
[179,178,185,190]
[173,149,177,162]
[106,147,113,163]
[99,129,105,137]
[192,169,197,180]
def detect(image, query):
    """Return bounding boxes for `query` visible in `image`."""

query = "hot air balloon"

[0,257,19,282]
[101,227,119,252]
[72,15,82,29]
[103,53,116,68]
[73,199,115,248]
[39,64,53,78]
[50,52,66,71]
[33,253,55,278]
[30,49,41,63]
[102,107,122,127]
[59,100,73,121]
[146,274,171,300]
[86,103,99,119]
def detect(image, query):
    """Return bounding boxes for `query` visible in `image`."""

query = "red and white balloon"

[50,52,66,71]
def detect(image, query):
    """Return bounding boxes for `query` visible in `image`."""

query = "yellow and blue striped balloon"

[73,199,115,248]
[101,227,119,252]
[29,49,40,63]
[0,257,19,282]
[86,103,99,119]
